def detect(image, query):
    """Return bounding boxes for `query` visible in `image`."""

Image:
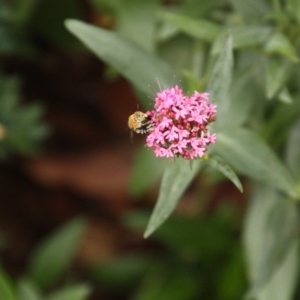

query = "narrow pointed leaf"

[256,241,299,300]
[65,19,173,100]
[129,146,165,197]
[205,155,243,192]
[214,128,298,198]
[229,0,270,23]
[182,70,202,92]
[144,158,202,238]
[244,185,298,299]
[27,218,87,289]
[0,268,15,300]
[162,12,221,42]
[227,70,257,126]
[277,87,293,104]
[18,280,41,300]
[208,34,233,127]
[115,0,159,51]
[265,57,293,99]
[45,285,91,300]
[286,117,300,180]
[287,0,300,23]
[212,26,272,54]
[265,32,299,62]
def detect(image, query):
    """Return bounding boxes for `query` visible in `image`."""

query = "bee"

[128,111,154,134]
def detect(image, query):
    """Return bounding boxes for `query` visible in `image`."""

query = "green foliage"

[0,267,16,300]
[214,128,297,198]
[2,0,300,299]
[65,19,174,101]
[27,218,87,289]
[0,0,36,54]
[65,1,300,296]
[129,146,166,197]
[93,0,160,51]
[207,34,233,127]
[243,185,299,300]
[204,155,243,192]
[265,57,292,99]
[0,218,90,300]
[91,255,155,291]
[45,285,91,300]
[286,118,300,180]
[0,73,49,158]
[144,158,202,238]
[18,280,41,300]
[265,32,299,62]
[112,207,246,300]
[161,12,221,42]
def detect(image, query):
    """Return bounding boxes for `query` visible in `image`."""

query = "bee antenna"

[147,95,154,105]
[149,84,155,95]
[156,78,162,91]
[148,85,156,104]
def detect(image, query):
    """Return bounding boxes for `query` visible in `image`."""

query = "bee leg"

[146,122,154,132]
[130,130,134,143]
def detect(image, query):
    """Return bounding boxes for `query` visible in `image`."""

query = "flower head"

[145,86,217,160]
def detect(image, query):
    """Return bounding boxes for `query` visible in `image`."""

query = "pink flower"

[164,125,180,141]
[145,86,217,160]
[159,116,173,130]
[172,106,189,120]
[188,107,208,124]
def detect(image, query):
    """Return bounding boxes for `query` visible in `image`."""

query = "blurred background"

[1,0,298,299]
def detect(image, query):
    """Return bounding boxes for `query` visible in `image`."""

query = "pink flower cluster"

[146,86,217,160]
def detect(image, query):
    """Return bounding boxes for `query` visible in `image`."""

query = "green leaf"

[260,98,300,148]
[158,34,195,76]
[162,12,221,42]
[205,155,243,192]
[277,87,293,104]
[45,285,91,300]
[226,70,258,126]
[132,270,199,300]
[129,146,165,197]
[153,216,233,260]
[18,280,41,300]
[208,34,233,127]
[265,57,293,99]
[214,128,298,199]
[229,0,271,23]
[265,32,299,62]
[286,0,300,23]
[157,0,221,41]
[243,185,298,299]
[181,70,203,93]
[65,19,173,101]
[10,0,38,24]
[0,74,49,157]
[144,158,202,238]
[91,255,153,290]
[212,26,272,55]
[92,0,159,51]
[115,0,159,51]
[286,117,300,180]
[27,218,87,289]
[0,75,19,116]
[0,268,16,300]
[256,241,299,300]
